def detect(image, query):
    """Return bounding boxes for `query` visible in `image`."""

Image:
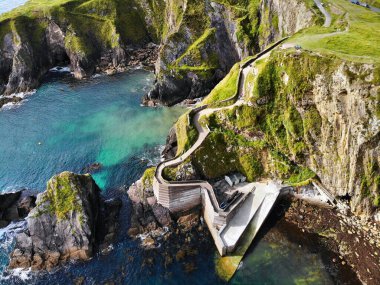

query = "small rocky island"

[8,171,121,271]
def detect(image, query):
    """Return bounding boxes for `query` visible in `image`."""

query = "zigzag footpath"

[154,37,289,198]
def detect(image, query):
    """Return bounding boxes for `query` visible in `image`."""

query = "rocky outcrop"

[145,0,319,105]
[8,171,121,271]
[0,0,318,106]
[0,191,36,228]
[0,0,159,102]
[162,126,178,160]
[179,49,379,220]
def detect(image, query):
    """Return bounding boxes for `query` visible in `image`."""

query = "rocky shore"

[280,195,380,285]
[8,172,121,271]
[127,173,207,253]
[0,190,36,229]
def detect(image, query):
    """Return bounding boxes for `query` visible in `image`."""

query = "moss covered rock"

[9,171,121,271]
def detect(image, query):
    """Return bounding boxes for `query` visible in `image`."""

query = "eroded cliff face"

[146,0,319,105]
[307,62,379,218]
[181,49,379,219]
[0,0,319,103]
[0,0,157,97]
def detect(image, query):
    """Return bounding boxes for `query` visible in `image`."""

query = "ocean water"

[0,0,27,14]
[0,69,348,284]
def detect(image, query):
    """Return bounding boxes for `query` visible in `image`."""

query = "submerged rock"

[8,171,121,271]
[81,162,103,174]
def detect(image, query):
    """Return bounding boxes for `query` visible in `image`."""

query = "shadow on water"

[237,197,361,285]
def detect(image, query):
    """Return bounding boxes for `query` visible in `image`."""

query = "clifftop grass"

[0,0,152,58]
[292,0,380,63]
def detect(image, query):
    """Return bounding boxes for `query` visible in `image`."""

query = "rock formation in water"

[8,171,121,271]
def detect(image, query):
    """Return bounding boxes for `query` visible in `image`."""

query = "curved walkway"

[154,38,289,211]
[314,0,332,27]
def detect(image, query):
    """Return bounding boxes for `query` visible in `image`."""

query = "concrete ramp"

[219,182,281,253]
[216,182,281,281]
[220,188,266,251]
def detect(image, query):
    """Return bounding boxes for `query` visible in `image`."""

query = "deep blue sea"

[0,69,346,284]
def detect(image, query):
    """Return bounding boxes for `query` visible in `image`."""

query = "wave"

[0,220,33,282]
[0,90,36,111]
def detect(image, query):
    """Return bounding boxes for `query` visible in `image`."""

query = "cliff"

[0,0,320,104]
[0,0,157,97]
[145,0,320,105]
[164,0,380,219]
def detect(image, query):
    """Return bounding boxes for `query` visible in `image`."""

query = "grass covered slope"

[34,171,100,221]
[0,0,153,52]
[170,0,379,211]
[292,0,380,63]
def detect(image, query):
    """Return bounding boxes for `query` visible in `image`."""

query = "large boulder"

[8,171,121,271]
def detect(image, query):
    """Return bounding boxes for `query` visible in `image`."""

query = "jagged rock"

[177,212,200,231]
[8,171,121,271]
[151,204,172,227]
[0,191,36,228]
[81,162,102,174]
[161,126,178,160]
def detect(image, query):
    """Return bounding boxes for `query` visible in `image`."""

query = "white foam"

[0,221,30,282]
[49,66,71,73]
[0,90,36,111]
[92,73,103,79]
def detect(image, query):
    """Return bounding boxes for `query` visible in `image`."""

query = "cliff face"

[174,49,379,219]
[265,51,379,218]
[146,0,319,105]
[0,0,155,97]
[0,0,318,103]
[9,171,122,271]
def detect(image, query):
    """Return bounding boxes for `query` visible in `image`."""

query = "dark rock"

[81,162,102,174]
[0,191,36,228]
[9,171,121,271]
[161,126,178,160]
[17,195,36,218]
[0,192,21,211]
[152,204,172,227]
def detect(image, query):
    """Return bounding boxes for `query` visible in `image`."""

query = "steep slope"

[0,0,159,96]
[146,0,321,105]
[0,0,320,103]
[163,0,380,219]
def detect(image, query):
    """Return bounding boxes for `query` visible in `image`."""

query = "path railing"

[153,37,289,214]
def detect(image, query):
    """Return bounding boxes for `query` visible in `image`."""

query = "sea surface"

[0,69,343,284]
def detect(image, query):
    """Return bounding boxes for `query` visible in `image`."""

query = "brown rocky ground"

[278,196,380,285]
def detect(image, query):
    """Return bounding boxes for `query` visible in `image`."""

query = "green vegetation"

[292,0,380,63]
[202,63,241,104]
[175,111,199,155]
[360,160,380,207]
[142,167,156,188]
[0,0,153,60]
[37,172,89,220]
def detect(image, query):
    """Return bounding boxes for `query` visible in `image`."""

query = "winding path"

[153,38,289,213]
[314,0,332,27]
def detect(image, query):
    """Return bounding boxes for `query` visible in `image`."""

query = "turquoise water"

[0,70,355,284]
[0,70,183,192]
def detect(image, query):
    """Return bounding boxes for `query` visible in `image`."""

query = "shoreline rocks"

[127,175,204,250]
[282,195,380,285]
[8,171,121,271]
[0,191,36,229]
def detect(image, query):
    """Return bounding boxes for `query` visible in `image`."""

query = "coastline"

[275,196,380,285]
